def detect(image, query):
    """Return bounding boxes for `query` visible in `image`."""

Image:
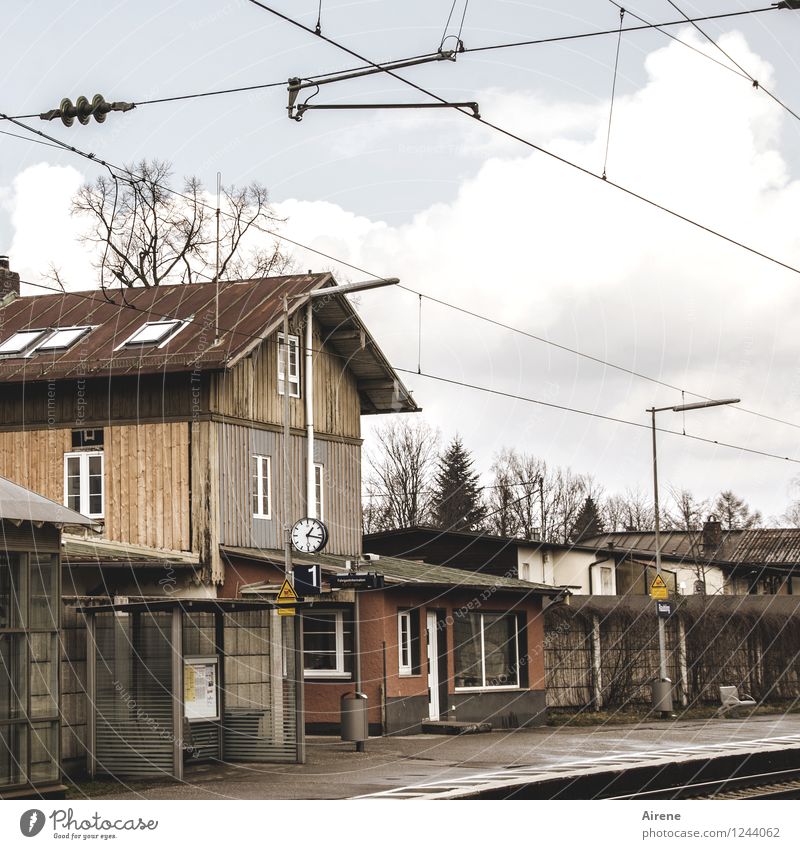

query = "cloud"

[4,162,95,292]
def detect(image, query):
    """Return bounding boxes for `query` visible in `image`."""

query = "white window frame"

[303,610,348,679]
[114,318,189,350]
[398,610,413,676]
[454,612,521,692]
[252,455,272,519]
[277,332,300,397]
[314,462,324,521]
[0,329,48,357]
[36,325,93,352]
[63,451,104,519]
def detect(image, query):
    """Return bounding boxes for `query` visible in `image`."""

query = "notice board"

[184,655,219,721]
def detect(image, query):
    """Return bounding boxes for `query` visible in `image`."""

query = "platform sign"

[656,600,674,619]
[293,563,322,596]
[650,573,669,600]
[329,572,384,590]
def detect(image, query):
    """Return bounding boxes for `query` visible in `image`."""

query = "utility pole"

[647,397,739,718]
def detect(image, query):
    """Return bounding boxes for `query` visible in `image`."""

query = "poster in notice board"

[184,655,219,721]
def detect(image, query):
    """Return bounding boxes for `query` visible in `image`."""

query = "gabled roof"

[0,474,93,527]
[0,274,418,414]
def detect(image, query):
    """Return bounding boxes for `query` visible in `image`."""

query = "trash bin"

[341,692,368,746]
[651,677,673,713]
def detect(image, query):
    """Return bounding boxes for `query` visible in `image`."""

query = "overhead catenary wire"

[8,275,800,469]
[4,108,800,435]
[607,1,751,81]
[664,0,800,125]
[243,0,800,283]
[0,6,778,120]
[393,368,800,465]
[602,6,626,180]
[396,285,800,432]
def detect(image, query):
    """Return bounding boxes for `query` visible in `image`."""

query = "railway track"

[608,767,800,800]
[357,734,800,800]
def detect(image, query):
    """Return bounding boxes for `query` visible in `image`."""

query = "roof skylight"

[123,320,182,346]
[37,326,92,351]
[0,329,48,356]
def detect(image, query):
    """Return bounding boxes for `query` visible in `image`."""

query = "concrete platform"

[75,712,800,800]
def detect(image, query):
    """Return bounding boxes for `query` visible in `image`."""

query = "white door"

[426,612,440,721]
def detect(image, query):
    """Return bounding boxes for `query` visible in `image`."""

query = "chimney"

[0,256,21,300]
[702,515,722,550]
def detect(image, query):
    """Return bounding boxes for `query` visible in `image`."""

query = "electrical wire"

[607,1,751,81]
[4,108,800,435]
[0,6,777,120]
[8,276,800,468]
[461,6,777,55]
[393,367,800,465]
[396,285,800,432]
[241,4,800,289]
[602,7,625,180]
[664,0,800,125]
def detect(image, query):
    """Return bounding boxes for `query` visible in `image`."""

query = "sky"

[2,1,800,519]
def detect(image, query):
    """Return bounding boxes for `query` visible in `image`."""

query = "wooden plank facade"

[0,314,367,581]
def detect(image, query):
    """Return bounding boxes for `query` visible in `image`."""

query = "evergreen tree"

[713,490,762,530]
[431,436,486,531]
[570,496,604,543]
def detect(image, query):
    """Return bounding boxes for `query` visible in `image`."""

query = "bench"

[717,685,757,717]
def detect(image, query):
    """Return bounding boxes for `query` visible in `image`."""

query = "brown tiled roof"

[0,274,418,413]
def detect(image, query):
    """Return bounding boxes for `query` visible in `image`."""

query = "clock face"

[291,517,329,553]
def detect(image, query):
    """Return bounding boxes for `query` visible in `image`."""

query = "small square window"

[0,329,47,356]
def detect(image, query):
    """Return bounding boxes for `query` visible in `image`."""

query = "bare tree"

[664,486,708,531]
[485,449,544,539]
[486,449,597,543]
[73,159,291,288]
[602,488,654,532]
[362,418,440,531]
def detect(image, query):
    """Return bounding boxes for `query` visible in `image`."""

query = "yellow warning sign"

[650,573,669,600]
[277,606,296,617]
[277,578,299,604]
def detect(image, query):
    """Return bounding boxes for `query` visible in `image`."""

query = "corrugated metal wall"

[218,422,361,556]
[94,612,175,779]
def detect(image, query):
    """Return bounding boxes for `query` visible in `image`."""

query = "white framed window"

[314,463,324,521]
[37,326,92,351]
[453,612,520,691]
[63,451,104,519]
[115,319,187,350]
[303,610,351,679]
[277,332,300,397]
[398,611,412,676]
[251,455,271,519]
[0,329,47,357]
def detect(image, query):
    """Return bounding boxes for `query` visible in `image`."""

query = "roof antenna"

[215,171,221,344]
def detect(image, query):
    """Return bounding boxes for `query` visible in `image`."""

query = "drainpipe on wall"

[587,556,610,595]
[305,301,315,518]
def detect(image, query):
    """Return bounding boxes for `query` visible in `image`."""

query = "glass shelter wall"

[1,544,61,795]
